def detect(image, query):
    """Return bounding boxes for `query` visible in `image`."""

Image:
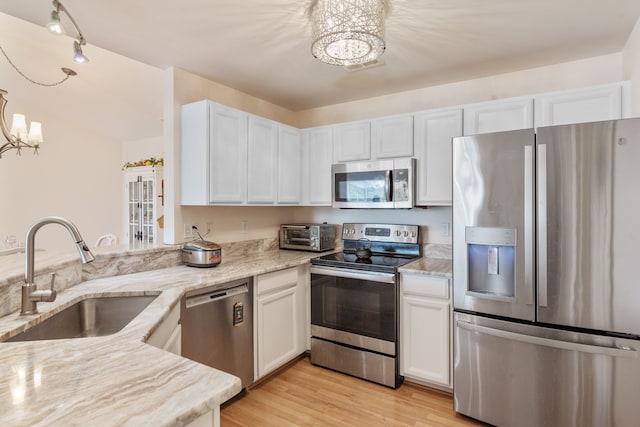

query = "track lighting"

[46,1,89,63]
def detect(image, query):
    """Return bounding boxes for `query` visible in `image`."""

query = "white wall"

[0,13,163,252]
[0,103,122,251]
[122,136,164,165]
[623,17,640,116]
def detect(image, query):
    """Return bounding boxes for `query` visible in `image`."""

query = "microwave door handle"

[386,170,392,202]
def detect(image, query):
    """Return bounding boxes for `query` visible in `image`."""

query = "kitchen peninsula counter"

[0,247,319,426]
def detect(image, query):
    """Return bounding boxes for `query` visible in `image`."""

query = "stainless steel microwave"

[279,224,336,252]
[331,158,415,209]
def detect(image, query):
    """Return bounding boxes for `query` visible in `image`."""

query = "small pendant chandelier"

[310,0,389,66]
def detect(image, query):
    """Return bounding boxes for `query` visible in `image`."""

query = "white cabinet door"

[534,83,625,127]
[301,126,333,205]
[277,124,302,204]
[400,274,452,388]
[371,115,414,159]
[247,115,278,204]
[402,295,450,386]
[333,120,371,162]
[181,101,248,205]
[463,97,534,135]
[255,267,305,379]
[209,104,248,204]
[414,108,462,206]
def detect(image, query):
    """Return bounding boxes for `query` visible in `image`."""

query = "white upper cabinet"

[333,120,371,162]
[277,124,302,204]
[414,108,463,206]
[463,97,534,135]
[182,100,300,206]
[182,100,248,205]
[371,114,414,159]
[534,83,627,127]
[247,115,278,204]
[301,126,333,205]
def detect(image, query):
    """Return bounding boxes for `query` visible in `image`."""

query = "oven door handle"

[310,266,395,284]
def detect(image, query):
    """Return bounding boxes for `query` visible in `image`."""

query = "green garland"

[122,157,164,170]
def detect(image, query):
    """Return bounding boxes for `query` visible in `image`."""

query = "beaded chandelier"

[310,0,389,66]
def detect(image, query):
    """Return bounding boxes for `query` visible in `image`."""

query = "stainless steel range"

[310,223,421,388]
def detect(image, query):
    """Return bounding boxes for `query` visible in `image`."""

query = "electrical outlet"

[441,222,451,237]
[240,221,248,233]
[184,223,196,238]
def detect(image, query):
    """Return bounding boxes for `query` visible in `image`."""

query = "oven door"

[310,265,397,356]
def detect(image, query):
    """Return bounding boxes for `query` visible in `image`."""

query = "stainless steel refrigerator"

[452,118,640,427]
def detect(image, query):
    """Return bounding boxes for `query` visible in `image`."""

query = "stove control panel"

[342,223,420,244]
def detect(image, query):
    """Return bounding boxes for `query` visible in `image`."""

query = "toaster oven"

[280,224,336,252]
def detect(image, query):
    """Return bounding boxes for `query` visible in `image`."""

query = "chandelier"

[0,90,43,158]
[310,0,389,66]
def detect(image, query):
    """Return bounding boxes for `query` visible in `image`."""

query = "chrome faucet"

[21,216,96,315]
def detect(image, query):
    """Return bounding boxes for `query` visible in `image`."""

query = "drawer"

[401,274,450,300]
[256,267,298,296]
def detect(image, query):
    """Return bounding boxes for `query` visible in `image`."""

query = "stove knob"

[411,231,417,237]
[403,231,409,237]
[395,230,402,237]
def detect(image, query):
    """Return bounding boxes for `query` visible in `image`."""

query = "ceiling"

[1,0,639,113]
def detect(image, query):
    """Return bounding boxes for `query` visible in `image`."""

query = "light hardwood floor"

[221,357,484,426]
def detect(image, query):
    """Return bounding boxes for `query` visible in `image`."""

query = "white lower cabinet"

[400,273,452,389]
[255,266,306,379]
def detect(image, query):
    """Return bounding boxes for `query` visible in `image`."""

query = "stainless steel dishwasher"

[181,277,253,389]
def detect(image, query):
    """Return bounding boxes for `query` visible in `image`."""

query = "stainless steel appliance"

[332,158,415,209]
[279,223,336,252]
[452,118,640,427]
[182,239,222,267]
[181,277,253,389]
[310,223,421,388]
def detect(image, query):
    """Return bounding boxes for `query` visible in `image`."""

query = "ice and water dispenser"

[465,227,517,300]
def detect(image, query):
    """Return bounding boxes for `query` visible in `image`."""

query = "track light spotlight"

[46,10,65,35]
[72,39,89,63]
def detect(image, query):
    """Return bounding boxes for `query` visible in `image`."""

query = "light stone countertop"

[399,257,452,277]
[0,249,319,427]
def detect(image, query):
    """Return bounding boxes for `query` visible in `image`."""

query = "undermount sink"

[5,295,158,342]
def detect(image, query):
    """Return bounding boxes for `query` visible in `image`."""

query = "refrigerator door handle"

[537,143,548,307]
[457,320,637,358]
[524,145,533,306]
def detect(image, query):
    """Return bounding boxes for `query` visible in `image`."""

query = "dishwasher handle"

[185,283,249,309]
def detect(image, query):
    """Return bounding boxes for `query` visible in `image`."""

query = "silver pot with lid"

[182,240,222,267]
